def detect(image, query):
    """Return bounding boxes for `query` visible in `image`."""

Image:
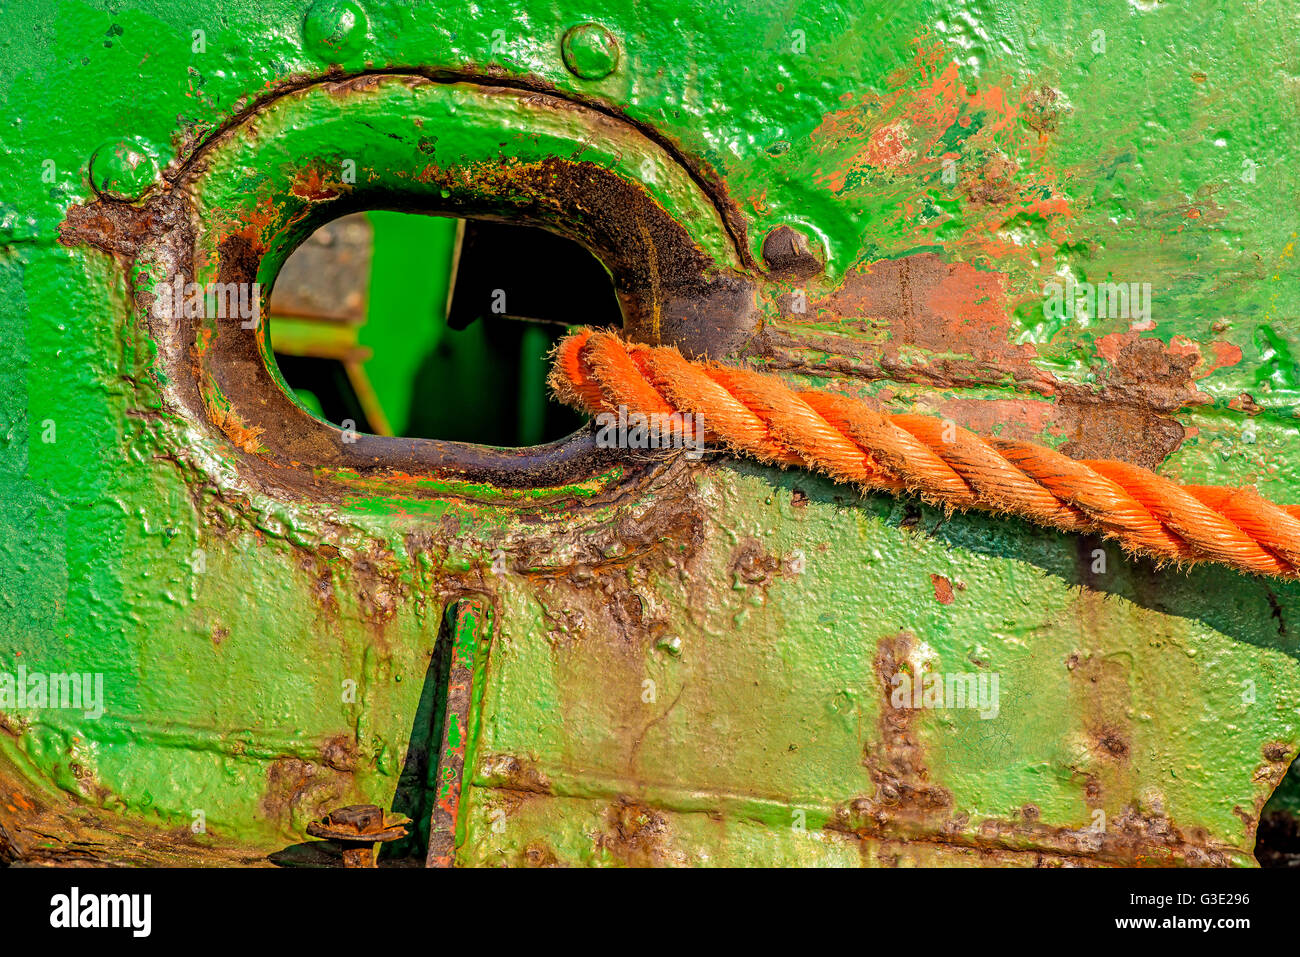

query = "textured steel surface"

[0,0,1298,866]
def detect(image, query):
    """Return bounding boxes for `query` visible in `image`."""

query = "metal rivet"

[88,137,162,202]
[303,0,368,59]
[561,22,620,80]
[761,225,825,280]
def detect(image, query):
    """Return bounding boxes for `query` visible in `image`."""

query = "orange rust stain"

[936,397,1060,441]
[930,573,955,605]
[194,326,214,356]
[196,196,277,284]
[291,167,343,202]
[204,395,266,454]
[812,252,1035,367]
[1094,333,1128,364]
[1202,340,1245,379]
[1095,332,1242,383]
[923,262,1021,352]
[808,36,1070,270]
[1166,336,1204,362]
[864,121,914,170]
[810,41,1055,170]
[242,196,279,234]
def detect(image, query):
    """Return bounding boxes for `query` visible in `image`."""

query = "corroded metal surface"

[1,0,1298,868]
[307,803,408,867]
[60,77,758,490]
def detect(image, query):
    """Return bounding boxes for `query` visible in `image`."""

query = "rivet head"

[88,137,162,202]
[761,225,825,280]
[303,0,368,58]
[561,22,620,80]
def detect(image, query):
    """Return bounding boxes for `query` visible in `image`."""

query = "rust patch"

[290,165,344,202]
[58,191,188,260]
[481,754,554,796]
[936,395,1186,469]
[0,768,254,866]
[1091,725,1131,762]
[1263,741,1294,765]
[960,151,1020,207]
[260,756,350,831]
[756,248,1243,468]
[521,841,561,867]
[1230,392,1263,415]
[1021,84,1064,135]
[730,537,779,587]
[472,755,555,855]
[841,631,954,841]
[203,395,265,454]
[807,253,1023,365]
[597,799,673,867]
[1093,332,1221,390]
[824,633,1233,865]
[862,120,914,170]
[321,735,358,773]
[499,464,704,656]
[975,806,1233,867]
[298,551,341,618]
[1082,773,1102,802]
[808,38,1070,268]
[1238,742,1298,843]
[1056,404,1186,468]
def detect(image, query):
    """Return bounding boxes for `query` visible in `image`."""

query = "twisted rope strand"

[549,330,1300,580]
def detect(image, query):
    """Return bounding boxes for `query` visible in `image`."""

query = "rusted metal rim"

[65,75,761,498]
[164,67,759,275]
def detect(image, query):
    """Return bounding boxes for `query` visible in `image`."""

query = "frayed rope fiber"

[548,328,1300,580]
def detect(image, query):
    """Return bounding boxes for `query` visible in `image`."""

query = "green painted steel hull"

[1,0,1298,865]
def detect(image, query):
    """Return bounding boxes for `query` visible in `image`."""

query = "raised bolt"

[303,0,369,59]
[307,803,409,868]
[761,225,825,280]
[561,23,620,80]
[88,137,162,203]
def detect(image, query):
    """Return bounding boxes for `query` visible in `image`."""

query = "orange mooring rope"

[549,329,1300,579]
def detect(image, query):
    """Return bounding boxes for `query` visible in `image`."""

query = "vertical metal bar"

[425,597,491,867]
